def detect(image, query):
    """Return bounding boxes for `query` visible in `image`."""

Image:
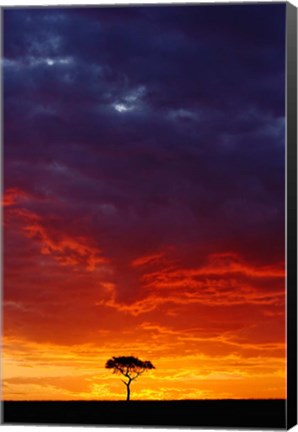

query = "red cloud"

[97,250,284,317]
[24,221,107,270]
[131,252,165,267]
[3,188,29,207]
[5,194,108,271]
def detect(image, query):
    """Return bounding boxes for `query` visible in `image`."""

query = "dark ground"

[2,400,286,429]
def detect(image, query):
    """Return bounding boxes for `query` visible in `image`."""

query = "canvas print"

[1,2,296,429]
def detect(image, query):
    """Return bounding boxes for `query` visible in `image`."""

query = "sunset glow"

[3,4,286,401]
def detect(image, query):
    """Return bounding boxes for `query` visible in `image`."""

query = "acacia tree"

[105,356,155,401]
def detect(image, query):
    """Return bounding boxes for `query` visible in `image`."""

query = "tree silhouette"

[105,356,155,401]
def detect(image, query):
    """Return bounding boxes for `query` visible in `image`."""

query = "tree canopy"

[106,356,155,376]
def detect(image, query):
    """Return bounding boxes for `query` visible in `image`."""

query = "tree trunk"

[126,383,130,401]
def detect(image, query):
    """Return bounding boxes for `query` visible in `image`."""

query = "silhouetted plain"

[3,400,285,428]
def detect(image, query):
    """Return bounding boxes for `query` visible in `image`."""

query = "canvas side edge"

[286,1,298,430]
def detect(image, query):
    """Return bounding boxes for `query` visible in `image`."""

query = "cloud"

[132,252,165,268]
[4,188,108,271]
[3,188,30,207]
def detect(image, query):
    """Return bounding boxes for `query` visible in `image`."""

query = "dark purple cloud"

[4,3,286,291]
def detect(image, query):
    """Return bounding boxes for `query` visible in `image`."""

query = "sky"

[2,3,286,401]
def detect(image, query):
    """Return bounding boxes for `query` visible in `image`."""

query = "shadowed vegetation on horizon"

[105,356,155,401]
